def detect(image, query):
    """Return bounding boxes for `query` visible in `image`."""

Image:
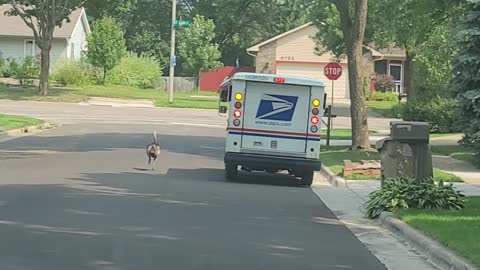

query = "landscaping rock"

[343,160,381,177]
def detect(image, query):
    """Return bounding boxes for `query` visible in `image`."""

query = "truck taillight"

[312,99,320,107]
[234,102,242,109]
[233,119,241,126]
[311,116,319,125]
[235,93,243,100]
[312,108,319,115]
[274,77,285,83]
[233,110,242,118]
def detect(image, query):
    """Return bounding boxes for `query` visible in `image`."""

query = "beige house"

[247,22,407,98]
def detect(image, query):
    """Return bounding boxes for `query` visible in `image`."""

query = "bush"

[366,177,466,219]
[14,56,40,86]
[107,53,162,88]
[401,96,460,133]
[368,91,399,102]
[51,60,95,86]
[374,74,395,92]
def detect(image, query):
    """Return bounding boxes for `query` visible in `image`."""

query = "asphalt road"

[0,99,394,130]
[0,123,387,270]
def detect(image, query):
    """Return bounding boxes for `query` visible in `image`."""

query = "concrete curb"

[318,164,348,187]
[379,212,478,270]
[0,122,56,137]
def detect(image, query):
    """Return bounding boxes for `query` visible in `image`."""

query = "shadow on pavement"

[0,132,226,160]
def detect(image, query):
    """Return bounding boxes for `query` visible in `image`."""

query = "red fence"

[199,66,254,92]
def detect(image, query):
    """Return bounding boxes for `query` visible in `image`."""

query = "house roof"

[247,22,314,53]
[247,21,406,59]
[0,4,90,39]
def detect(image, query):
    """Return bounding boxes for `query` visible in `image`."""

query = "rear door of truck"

[239,81,310,156]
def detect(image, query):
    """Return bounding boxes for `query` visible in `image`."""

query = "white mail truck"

[219,73,325,186]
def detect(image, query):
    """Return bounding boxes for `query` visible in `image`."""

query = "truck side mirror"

[220,90,229,102]
[323,93,327,109]
[219,106,228,114]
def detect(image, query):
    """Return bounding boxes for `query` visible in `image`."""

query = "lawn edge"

[378,212,478,270]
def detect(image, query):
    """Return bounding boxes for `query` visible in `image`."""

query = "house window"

[24,40,36,58]
[374,60,387,74]
[71,43,75,59]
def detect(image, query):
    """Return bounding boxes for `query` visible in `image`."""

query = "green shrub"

[374,74,395,92]
[107,52,162,88]
[14,56,40,86]
[368,91,399,102]
[2,58,20,78]
[51,60,95,86]
[366,177,466,219]
[401,96,460,133]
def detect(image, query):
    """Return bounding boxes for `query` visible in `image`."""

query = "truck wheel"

[301,171,314,186]
[225,163,237,179]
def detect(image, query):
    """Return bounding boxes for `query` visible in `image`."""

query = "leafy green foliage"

[450,0,480,164]
[86,17,126,84]
[108,53,163,89]
[401,96,460,133]
[14,56,40,86]
[367,177,466,219]
[368,91,399,102]
[51,60,95,86]
[177,15,222,76]
[374,74,395,92]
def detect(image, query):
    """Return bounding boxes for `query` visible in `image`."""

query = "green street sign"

[174,20,190,26]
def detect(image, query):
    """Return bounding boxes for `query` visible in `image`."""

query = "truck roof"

[222,72,325,88]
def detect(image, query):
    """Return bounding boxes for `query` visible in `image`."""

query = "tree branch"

[334,0,352,43]
[10,1,40,42]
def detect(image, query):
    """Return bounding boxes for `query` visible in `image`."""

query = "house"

[247,22,407,98]
[0,5,90,66]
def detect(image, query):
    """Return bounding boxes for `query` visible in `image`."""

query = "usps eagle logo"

[256,94,298,121]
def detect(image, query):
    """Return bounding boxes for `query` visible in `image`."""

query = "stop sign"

[324,62,343,81]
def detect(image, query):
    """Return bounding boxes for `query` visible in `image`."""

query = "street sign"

[171,55,176,66]
[324,62,343,81]
[174,20,190,26]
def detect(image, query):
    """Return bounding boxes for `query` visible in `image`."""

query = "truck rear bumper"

[224,152,321,171]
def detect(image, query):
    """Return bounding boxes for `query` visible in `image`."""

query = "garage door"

[276,63,349,99]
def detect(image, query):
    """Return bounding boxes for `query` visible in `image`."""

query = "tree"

[86,17,126,84]
[311,0,370,149]
[177,15,222,77]
[369,0,464,100]
[450,0,480,164]
[1,0,87,95]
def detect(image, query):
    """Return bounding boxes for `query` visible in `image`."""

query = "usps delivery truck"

[218,72,325,186]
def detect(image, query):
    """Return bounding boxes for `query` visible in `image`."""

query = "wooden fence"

[159,77,197,92]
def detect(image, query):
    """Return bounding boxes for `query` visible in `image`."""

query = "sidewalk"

[311,178,441,270]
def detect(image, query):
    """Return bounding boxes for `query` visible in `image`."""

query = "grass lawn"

[366,100,399,118]
[320,146,462,182]
[321,128,378,140]
[0,84,220,109]
[396,197,480,267]
[432,145,477,167]
[0,114,44,132]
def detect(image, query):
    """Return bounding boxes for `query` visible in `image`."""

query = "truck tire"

[225,163,237,180]
[301,171,314,186]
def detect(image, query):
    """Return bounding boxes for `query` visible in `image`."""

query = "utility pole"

[168,0,177,104]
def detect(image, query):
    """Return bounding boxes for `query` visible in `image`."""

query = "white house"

[0,5,90,65]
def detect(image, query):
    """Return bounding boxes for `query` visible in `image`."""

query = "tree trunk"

[103,67,107,84]
[38,43,51,96]
[347,44,370,149]
[405,51,416,102]
[334,0,370,149]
